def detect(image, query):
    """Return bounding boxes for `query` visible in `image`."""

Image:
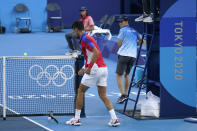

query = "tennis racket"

[48,111,59,124]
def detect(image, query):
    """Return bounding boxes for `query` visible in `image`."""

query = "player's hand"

[78,68,85,76]
[85,67,91,74]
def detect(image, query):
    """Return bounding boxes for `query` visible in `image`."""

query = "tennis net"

[0,56,84,118]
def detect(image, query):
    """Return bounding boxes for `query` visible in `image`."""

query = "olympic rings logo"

[28,65,75,87]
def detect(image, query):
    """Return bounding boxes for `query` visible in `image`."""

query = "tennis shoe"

[66,118,82,126]
[108,119,120,127]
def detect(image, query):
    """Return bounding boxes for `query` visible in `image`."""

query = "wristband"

[88,62,94,68]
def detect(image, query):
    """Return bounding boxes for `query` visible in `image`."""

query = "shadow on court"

[0,117,46,131]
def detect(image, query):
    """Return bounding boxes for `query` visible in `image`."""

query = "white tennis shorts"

[81,67,108,87]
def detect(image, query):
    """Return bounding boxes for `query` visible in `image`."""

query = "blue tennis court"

[0,0,197,131]
[0,31,197,131]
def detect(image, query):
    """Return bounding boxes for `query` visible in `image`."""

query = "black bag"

[0,26,6,34]
[20,28,31,33]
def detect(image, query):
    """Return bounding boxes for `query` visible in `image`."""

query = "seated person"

[65,6,94,52]
[135,0,159,23]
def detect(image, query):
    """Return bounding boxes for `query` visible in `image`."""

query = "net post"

[75,55,85,117]
[3,57,6,120]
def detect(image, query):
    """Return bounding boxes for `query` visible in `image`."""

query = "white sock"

[75,109,81,119]
[109,109,117,120]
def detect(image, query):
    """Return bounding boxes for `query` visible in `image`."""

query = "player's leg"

[97,86,120,126]
[66,84,89,126]
[97,67,120,126]
[66,73,95,126]
[97,86,113,110]
[75,84,89,113]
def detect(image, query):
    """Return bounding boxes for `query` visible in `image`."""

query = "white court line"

[0,104,53,131]
[23,117,53,131]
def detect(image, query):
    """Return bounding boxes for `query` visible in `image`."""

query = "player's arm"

[85,47,99,74]
[90,47,99,64]
[78,68,85,76]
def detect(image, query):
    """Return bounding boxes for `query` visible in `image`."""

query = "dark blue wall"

[123,0,142,14]
[48,0,121,27]
[0,0,120,32]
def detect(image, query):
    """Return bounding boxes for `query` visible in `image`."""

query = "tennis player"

[66,21,120,127]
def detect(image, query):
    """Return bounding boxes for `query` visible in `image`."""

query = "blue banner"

[160,0,196,117]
